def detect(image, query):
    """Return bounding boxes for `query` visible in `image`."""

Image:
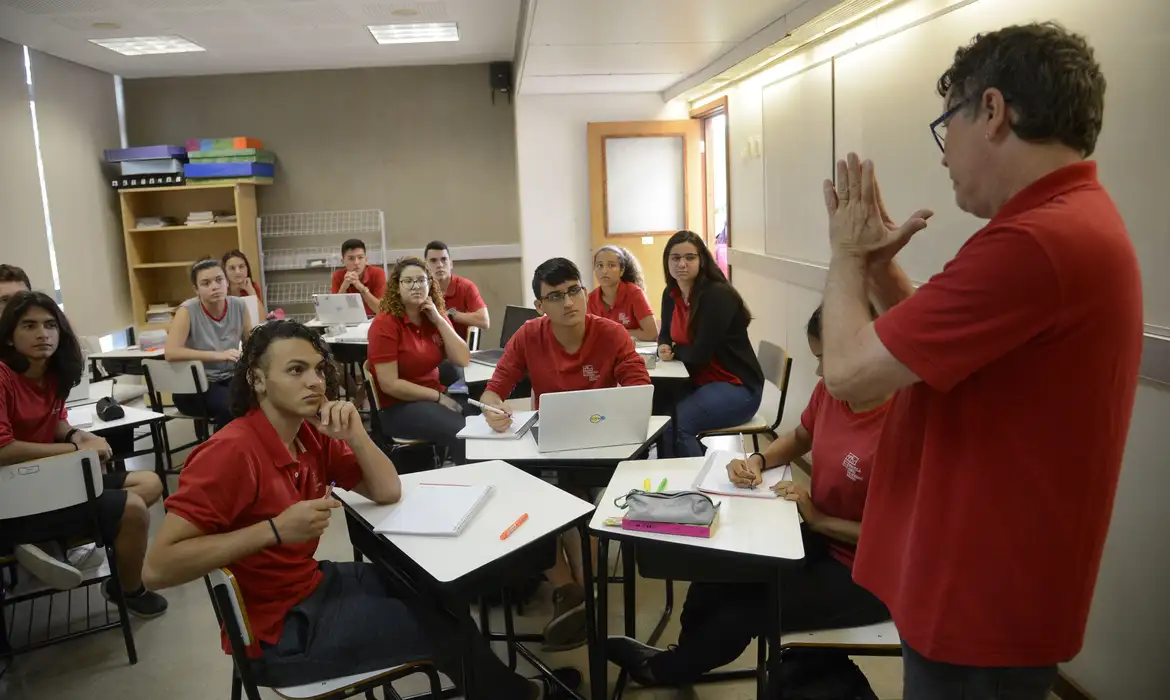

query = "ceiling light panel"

[89,36,206,56]
[367,22,459,45]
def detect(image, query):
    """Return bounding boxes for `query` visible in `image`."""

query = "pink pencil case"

[621,517,717,538]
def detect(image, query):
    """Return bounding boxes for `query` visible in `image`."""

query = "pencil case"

[621,516,718,538]
[613,489,719,526]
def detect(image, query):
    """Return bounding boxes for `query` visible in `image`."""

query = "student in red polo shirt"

[478,257,650,651]
[819,25,1142,700]
[368,257,471,464]
[0,291,167,616]
[424,240,489,387]
[607,305,889,694]
[658,231,764,457]
[223,249,264,309]
[588,245,657,342]
[143,321,569,697]
[330,238,387,317]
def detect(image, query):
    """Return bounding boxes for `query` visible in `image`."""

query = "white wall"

[708,0,1170,697]
[513,93,688,295]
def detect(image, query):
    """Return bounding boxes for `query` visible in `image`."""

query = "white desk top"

[68,404,166,433]
[464,361,495,385]
[461,359,687,385]
[335,461,595,583]
[465,415,670,463]
[323,322,371,345]
[590,457,805,562]
[90,346,165,360]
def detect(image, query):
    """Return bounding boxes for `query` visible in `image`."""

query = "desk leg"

[765,568,782,699]
[621,542,636,638]
[151,422,170,500]
[501,587,518,671]
[589,530,609,700]
[459,603,481,699]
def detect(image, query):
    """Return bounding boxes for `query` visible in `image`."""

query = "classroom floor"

[0,422,906,700]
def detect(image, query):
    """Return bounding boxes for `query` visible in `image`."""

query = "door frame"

[690,96,732,278]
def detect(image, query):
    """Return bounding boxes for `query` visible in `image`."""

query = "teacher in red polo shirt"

[818,24,1142,700]
[368,256,471,464]
[588,245,658,342]
[330,238,387,317]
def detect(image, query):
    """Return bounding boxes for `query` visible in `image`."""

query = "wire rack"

[266,281,332,306]
[258,210,383,238]
[263,246,389,272]
[286,312,316,324]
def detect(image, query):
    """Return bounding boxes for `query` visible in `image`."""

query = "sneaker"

[15,544,82,590]
[101,578,169,619]
[541,583,587,651]
[66,543,106,571]
[529,666,583,699]
[604,635,662,686]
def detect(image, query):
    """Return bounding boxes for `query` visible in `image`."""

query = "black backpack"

[774,649,879,700]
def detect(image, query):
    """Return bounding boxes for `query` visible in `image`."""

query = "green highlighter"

[656,478,668,493]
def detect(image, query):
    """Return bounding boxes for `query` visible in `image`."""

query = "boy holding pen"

[477,258,651,651]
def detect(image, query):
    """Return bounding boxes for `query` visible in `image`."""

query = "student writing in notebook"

[0,291,168,616]
[607,305,891,695]
[587,245,658,342]
[331,238,387,317]
[478,257,650,651]
[165,259,254,429]
[144,321,575,698]
[368,257,472,464]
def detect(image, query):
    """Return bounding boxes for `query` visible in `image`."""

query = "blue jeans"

[664,382,762,457]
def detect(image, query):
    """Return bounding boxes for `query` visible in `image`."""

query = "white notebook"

[693,450,791,499]
[68,404,95,429]
[456,410,538,440]
[374,483,493,536]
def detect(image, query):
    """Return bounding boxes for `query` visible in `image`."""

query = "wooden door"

[587,120,703,308]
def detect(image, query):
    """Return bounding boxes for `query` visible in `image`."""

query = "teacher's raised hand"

[822,152,933,260]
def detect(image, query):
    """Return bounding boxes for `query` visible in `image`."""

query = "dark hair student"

[0,291,84,399]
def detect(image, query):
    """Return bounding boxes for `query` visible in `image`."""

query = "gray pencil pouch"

[614,490,719,526]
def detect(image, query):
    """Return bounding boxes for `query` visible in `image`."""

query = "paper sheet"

[693,450,791,499]
[457,410,538,439]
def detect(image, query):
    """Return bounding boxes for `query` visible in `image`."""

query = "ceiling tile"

[4,0,114,14]
[524,42,737,77]
[529,0,803,45]
[249,1,354,27]
[361,1,449,24]
[521,73,686,94]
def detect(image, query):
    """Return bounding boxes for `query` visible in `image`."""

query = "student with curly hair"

[367,257,471,464]
[587,245,657,342]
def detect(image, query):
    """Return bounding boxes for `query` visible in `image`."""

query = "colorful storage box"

[186,148,275,164]
[103,145,186,162]
[110,172,186,189]
[120,158,185,175]
[185,137,264,152]
[184,162,274,178]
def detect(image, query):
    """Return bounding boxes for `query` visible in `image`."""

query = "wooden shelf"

[139,321,172,332]
[132,261,197,270]
[129,223,238,233]
[120,180,270,193]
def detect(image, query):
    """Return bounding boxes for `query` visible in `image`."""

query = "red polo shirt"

[442,275,486,340]
[164,408,364,657]
[0,363,66,446]
[858,161,1143,667]
[587,282,654,332]
[486,314,650,408]
[367,312,445,407]
[799,380,889,569]
[330,265,387,317]
[669,287,741,387]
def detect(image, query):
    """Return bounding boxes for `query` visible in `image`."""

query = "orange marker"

[500,513,530,540]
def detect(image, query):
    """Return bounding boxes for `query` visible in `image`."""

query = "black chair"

[362,362,440,471]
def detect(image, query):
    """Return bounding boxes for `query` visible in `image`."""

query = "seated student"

[0,264,32,310]
[222,249,264,309]
[424,240,489,340]
[658,230,763,457]
[142,321,573,698]
[331,238,387,318]
[0,291,167,615]
[607,305,891,692]
[478,257,650,651]
[587,245,658,342]
[368,257,471,463]
[165,259,254,429]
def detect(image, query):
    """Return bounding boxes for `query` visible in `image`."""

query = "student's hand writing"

[217,348,241,363]
[658,344,674,361]
[726,457,762,487]
[272,497,340,544]
[310,400,364,442]
[773,481,822,525]
[484,402,514,433]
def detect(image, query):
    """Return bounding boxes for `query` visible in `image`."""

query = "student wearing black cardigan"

[657,230,764,457]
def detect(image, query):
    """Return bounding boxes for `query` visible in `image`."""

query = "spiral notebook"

[693,450,791,499]
[373,483,493,536]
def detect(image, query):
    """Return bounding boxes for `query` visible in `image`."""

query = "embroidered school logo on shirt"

[618,312,629,325]
[432,333,441,345]
[582,364,601,382]
[843,452,863,482]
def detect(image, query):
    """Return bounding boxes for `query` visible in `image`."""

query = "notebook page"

[374,483,493,536]
[457,411,538,440]
[693,450,791,499]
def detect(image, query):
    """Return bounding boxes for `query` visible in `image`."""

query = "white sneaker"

[15,544,83,590]
[66,542,106,571]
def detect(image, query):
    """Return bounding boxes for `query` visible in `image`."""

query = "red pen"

[500,513,529,540]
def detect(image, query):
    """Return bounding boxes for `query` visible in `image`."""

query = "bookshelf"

[119,182,263,331]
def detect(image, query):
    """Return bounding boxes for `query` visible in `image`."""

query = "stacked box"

[110,172,186,190]
[104,145,189,188]
[185,137,263,152]
[184,162,274,179]
[187,148,276,164]
[104,145,186,162]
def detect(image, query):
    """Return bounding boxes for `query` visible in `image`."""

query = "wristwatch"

[447,307,458,320]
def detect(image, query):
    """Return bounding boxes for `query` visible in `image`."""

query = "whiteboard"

[762,62,834,264]
[605,136,685,234]
[832,0,1170,326]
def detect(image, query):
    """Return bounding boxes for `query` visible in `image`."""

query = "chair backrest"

[757,341,794,431]
[0,451,103,520]
[142,358,209,395]
[362,361,382,411]
[465,325,481,351]
[241,295,263,329]
[207,567,253,647]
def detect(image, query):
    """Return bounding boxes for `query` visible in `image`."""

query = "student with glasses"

[367,257,472,464]
[658,230,763,457]
[477,257,650,652]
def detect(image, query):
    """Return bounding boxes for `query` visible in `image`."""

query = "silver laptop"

[534,385,655,453]
[470,305,540,367]
[313,293,367,325]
